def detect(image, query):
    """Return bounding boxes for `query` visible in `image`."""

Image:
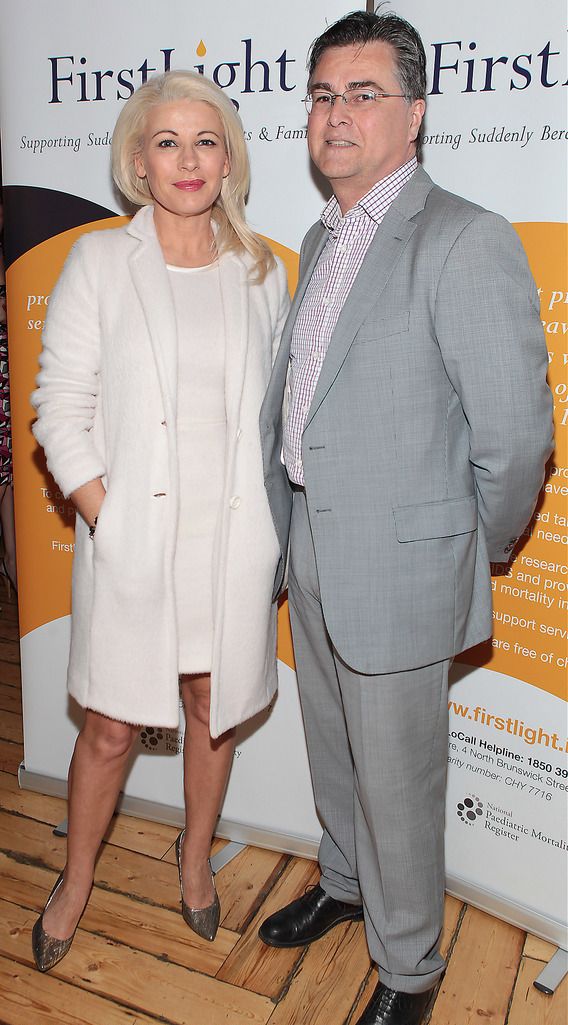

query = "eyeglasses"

[303,89,407,114]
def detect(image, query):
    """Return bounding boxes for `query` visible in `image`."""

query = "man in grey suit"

[259,10,553,1025]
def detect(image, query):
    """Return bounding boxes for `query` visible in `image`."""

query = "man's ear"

[409,99,425,144]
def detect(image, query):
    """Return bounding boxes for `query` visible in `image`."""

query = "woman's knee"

[81,710,138,760]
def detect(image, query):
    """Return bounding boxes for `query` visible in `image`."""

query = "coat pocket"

[393,495,477,542]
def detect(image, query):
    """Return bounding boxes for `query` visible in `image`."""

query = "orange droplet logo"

[196,40,206,57]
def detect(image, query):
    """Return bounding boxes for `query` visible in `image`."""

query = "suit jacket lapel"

[261,225,327,426]
[304,166,434,428]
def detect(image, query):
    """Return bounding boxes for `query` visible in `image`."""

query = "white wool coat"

[32,206,290,736]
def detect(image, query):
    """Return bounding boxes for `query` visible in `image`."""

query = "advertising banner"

[0,0,566,943]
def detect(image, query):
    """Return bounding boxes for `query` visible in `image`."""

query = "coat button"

[229,496,241,509]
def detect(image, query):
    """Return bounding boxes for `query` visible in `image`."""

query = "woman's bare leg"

[179,674,235,907]
[41,709,139,939]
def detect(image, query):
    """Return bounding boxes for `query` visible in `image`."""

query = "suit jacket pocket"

[353,310,410,345]
[393,495,477,542]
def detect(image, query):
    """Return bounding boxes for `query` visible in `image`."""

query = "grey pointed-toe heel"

[175,829,220,942]
[32,873,76,972]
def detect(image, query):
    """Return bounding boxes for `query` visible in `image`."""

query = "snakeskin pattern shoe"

[175,829,220,942]
[32,873,77,972]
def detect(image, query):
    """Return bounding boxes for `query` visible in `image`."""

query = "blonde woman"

[31,70,289,970]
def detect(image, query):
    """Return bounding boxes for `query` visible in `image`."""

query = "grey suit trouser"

[288,488,449,994]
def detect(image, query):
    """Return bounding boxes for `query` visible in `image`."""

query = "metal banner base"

[533,948,568,996]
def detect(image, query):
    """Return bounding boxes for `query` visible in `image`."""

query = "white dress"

[168,261,226,674]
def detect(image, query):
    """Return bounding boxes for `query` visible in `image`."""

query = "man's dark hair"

[307,7,427,156]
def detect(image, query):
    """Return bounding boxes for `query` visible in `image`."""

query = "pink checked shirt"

[283,156,417,485]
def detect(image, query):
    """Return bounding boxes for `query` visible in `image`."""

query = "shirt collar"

[321,156,418,232]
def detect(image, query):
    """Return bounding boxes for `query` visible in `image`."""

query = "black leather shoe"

[258,883,363,948]
[354,981,433,1025]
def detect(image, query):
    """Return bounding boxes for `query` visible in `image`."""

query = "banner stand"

[533,949,568,996]
[2,0,566,966]
[533,951,561,992]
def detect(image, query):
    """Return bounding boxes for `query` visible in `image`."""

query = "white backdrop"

[1,0,566,945]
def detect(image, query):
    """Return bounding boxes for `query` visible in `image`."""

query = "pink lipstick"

[174,179,205,190]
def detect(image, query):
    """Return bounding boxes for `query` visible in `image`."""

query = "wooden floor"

[0,588,565,1025]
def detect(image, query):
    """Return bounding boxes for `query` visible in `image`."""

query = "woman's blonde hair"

[112,70,274,281]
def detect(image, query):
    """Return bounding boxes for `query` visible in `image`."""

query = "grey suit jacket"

[260,166,553,674]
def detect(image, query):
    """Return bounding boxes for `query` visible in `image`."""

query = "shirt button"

[229,496,241,509]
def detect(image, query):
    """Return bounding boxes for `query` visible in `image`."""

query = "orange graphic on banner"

[459,223,567,701]
[8,218,128,640]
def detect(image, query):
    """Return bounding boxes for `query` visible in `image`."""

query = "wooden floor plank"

[0,737,23,774]
[0,769,67,823]
[103,813,181,859]
[0,598,19,627]
[523,936,558,962]
[0,618,19,643]
[95,837,201,910]
[214,845,288,933]
[0,810,70,872]
[0,811,194,913]
[0,681,21,714]
[0,639,20,664]
[430,906,525,1025]
[0,708,23,744]
[0,857,239,977]
[217,857,319,997]
[0,900,273,1025]
[266,918,371,1025]
[1,769,187,860]
[507,956,567,1025]
[0,659,21,687]
[439,894,465,959]
[0,955,166,1025]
